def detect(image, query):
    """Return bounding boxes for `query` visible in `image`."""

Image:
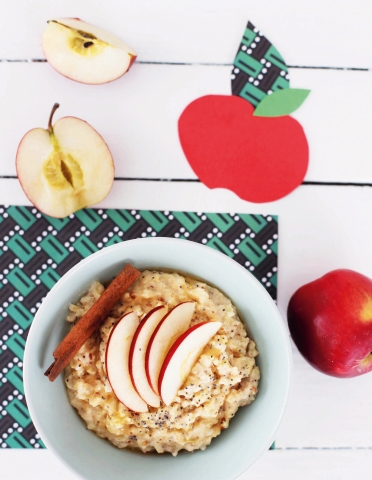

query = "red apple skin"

[178,95,308,203]
[128,54,137,70]
[287,269,372,378]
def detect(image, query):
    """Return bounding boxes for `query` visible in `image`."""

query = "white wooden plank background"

[4,448,372,480]
[1,0,372,68]
[1,64,372,183]
[1,0,372,478]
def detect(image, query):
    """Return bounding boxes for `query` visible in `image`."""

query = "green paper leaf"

[254,89,310,117]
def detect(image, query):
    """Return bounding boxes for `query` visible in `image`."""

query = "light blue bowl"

[24,238,292,480]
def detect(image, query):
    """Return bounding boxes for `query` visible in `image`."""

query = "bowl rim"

[24,237,293,480]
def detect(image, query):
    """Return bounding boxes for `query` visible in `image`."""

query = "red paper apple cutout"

[287,269,372,378]
[179,95,308,203]
[178,21,310,203]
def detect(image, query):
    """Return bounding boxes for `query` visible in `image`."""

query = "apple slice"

[159,321,222,406]
[129,306,168,407]
[105,311,148,413]
[16,103,114,218]
[42,18,136,84]
[146,302,195,395]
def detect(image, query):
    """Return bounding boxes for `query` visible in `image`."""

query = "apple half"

[129,305,168,407]
[16,103,114,218]
[159,321,222,406]
[105,311,148,413]
[146,302,195,395]
[42,18,136,84]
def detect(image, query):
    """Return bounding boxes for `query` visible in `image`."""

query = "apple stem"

[48,103,60,132]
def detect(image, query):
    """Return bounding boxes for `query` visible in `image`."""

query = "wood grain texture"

[1,64,372,183]
[0,0,371,67]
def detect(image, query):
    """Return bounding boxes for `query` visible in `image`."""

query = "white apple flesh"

[129,306,168,408]
[42,18,137,84]
[16,103,114,218]
[105,311,148,413]
[146,302,195,395]
[159,321,222,406]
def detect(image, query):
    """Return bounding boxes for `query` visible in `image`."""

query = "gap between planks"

[0,58,369,71]
[1,176,372,188]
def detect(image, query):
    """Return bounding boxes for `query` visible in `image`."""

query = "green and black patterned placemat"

[0,205,278,449]
[231,21,290,106]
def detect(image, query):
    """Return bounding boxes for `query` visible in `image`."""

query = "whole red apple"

[178,94,308,203]
[287,269,372,378]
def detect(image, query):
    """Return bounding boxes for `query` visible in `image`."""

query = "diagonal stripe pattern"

[0,205,278,449]
[231,21,290,107]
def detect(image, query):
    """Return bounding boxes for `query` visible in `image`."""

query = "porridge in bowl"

[64,270,260,456]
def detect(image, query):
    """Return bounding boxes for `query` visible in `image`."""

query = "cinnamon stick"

[45,263,141,382]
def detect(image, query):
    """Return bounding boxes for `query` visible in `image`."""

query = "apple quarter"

[42,18,137,85]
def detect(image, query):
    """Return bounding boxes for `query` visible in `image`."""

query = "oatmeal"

[65,270,260,455]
